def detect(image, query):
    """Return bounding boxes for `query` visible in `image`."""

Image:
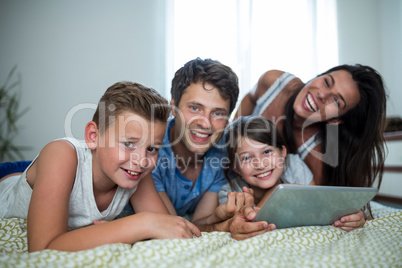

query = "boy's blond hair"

[92,82,170,133]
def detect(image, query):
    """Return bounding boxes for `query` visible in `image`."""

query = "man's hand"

[229,205,276,240]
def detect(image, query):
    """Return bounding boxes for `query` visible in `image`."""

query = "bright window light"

[168,0,338,103]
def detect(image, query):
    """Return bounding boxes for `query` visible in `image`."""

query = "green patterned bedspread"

[1,202,401,267]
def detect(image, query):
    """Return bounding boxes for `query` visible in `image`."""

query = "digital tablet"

[252,184,378,228]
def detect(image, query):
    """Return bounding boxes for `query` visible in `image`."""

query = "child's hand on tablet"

[332,210,365,232]
[214,188,254,221]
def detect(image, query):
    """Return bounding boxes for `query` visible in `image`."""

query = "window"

[166,0,338,105]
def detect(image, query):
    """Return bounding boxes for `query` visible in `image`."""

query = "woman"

[237,64,386,190]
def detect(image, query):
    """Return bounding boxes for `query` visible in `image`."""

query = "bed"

[1,202,401,267]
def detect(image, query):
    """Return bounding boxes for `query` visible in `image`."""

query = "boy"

[0,82,200,252]
[152,58,274,237]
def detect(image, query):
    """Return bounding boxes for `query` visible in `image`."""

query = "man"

[152,58,274,238]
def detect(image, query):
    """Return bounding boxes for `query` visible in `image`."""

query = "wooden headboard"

[374,131,402,204]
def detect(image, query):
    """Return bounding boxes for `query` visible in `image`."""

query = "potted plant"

[0,66,30,162]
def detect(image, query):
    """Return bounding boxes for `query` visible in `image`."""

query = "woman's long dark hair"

[284,64,387,189]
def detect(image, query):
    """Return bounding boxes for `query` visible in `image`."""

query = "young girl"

[219,116,314,208]
[0,81,200,252]
[219,116,364,231]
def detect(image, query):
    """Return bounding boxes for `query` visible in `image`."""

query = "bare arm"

[130,174,169,214]
[27,140,78,252]
[236,70,285,118]
[157,191,177,216]
[27,141,200,252]
[191,191,220,226]
[46,212,201,251]
[236,90,257,118]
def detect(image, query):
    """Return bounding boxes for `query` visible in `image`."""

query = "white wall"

[0,0,167,161]
[2,0,402,162]
[337,0,402,197]
[337,0,402,117]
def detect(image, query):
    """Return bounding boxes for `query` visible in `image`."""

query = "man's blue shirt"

[152,118,228,216]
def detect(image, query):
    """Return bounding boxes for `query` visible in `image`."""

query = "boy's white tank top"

[0,137,137,230]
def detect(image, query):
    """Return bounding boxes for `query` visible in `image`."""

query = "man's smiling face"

[171,82,230,154]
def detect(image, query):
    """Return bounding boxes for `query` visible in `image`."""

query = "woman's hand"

[332,210,365,232]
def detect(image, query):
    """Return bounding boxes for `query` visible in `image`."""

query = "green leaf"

[0,66,31,161]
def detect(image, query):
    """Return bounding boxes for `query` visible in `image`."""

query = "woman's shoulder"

[255,70,304,98]
[257,70,286,89]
